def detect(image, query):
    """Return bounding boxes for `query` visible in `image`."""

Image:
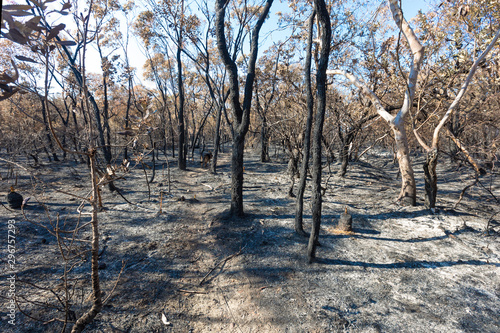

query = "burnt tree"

[215,0,274,216]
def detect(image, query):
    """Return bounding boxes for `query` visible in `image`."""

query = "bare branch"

[387,0,425,122]
[327,69,393,123]
[432,28,500,148]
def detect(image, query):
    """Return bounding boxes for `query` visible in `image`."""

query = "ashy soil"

[0,148,499,333]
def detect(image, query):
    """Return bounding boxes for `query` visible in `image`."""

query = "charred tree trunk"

[231,133,245,216]
[101,75,112,164]
[69,100,85,164]
[211,102,223,174]
[307,0,331,263]
[215,0,274,217]
[423,148,438,209]
[339,144,350,177]
[177,45,187,170]
[167,106,176,158]
[339,131,355,178]
[287,149,300,198]
[150,142,156,184]
[123,78,132,161]
[294,10,315,238]
[40,96,59,162]
[260,114,270,162]
[91,96,111,165]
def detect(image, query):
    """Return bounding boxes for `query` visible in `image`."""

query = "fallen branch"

[202,183,213,191]
[446,129,486,175]
[477,179,499,203]
[178,289,208,294]
[453,177,478,209]
[485,211,500,235]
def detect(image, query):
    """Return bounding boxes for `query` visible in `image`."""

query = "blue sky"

[402,0,430,19]
[6,0,430,86]
[84,0,432,85]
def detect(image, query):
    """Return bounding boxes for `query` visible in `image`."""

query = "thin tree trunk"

[177,44,186,170]
[191,106,213,160]
[101,74,112,163]
[307,0,331,263]
[260,114,270,162]
[40,96,59,162]
[150,142,156,183]
[123,77,132,161]
[211,103,223,174]
[91,95,110,165]
[423,148,438,209]
[339,130,355,178]
[294,10,315,237]
[230,134,245,216]
[71,151,102,333]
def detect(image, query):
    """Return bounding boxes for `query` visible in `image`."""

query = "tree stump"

[7,186,23,209]
[337,206,352,232]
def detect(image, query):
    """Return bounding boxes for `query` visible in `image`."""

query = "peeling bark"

[392,124,416,206]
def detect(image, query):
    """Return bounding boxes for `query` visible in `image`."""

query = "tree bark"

[392,123,416,206]
[230,133,245,216]
[307,0,331,263]
[294,10,315,237]
[211,103,223,174]
[339,131,355,177]
[71,151,102,333]
[423,148,438,209]
[177,44,187,170]
[260,114,270,162]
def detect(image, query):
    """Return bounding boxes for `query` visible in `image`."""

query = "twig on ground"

[179,289,208,294]
[202,183,213,190]
[199,247,245,286]
[217,283,244,333]
[103,261,126,304]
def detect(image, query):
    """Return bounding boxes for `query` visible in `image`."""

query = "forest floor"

[0,148,499,333]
